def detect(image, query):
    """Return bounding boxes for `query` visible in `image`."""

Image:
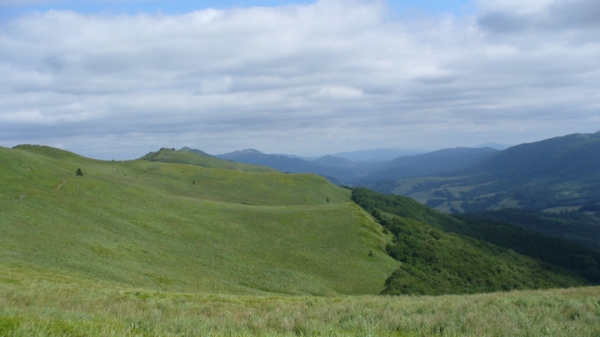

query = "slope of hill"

[356,147,499,183]
[351,188,600,295]
[1,145,398,295]
[378,131,600,213]
[478,132,600,178]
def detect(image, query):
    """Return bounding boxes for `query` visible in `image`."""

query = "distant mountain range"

[200,131,600,214]
[332,148,425,162]
[355,147,498,183]
[206,147,501,185]
[378,131,600,212]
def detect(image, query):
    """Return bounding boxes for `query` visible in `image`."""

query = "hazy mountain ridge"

[355,147,499,183]
[478,131,600,178]
[332,148,425,162]
[213,146,502,185]
[216,148,366,183]
[207,132,598,189]
[378,131,600,212]
[216,148,317,173]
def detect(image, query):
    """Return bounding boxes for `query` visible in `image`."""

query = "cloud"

[478,0,600,35]
[1,0,599,159]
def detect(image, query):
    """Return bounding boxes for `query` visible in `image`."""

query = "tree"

[76,168,83,176]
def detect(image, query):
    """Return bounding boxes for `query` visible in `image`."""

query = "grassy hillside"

[351,188,599,295]
[1,145,398,295]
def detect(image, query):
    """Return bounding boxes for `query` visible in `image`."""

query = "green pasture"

[1,145,397,295]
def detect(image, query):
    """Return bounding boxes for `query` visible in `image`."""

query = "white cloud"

[315,86,364,100]
[1,0,599,159]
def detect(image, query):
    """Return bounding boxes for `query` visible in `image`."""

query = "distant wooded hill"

[372,131,600,213]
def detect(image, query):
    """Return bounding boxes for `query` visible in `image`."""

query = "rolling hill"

[1,145,398,295]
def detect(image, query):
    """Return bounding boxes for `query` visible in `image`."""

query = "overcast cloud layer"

[1,0,599,159]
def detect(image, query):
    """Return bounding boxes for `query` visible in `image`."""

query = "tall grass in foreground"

[1,280,599,336]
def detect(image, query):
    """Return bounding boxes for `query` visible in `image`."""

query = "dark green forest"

[351,188,600,295]
[465,208,600,251]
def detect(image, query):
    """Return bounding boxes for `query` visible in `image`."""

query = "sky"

[1,0,599,160]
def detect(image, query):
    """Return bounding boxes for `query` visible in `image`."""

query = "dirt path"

[55,178,71,191]
[227,163,242,172]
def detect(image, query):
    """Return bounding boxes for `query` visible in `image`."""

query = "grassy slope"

[1,145,398,295]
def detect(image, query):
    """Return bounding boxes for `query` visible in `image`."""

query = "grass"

[1,269,599,336]
[1,145,397,295]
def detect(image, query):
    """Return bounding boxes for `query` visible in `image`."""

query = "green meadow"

[1,145,397,295]
[2,145,600,336]
[1,273,599,336]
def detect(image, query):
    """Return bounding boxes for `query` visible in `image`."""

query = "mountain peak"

[241,149,263,154]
